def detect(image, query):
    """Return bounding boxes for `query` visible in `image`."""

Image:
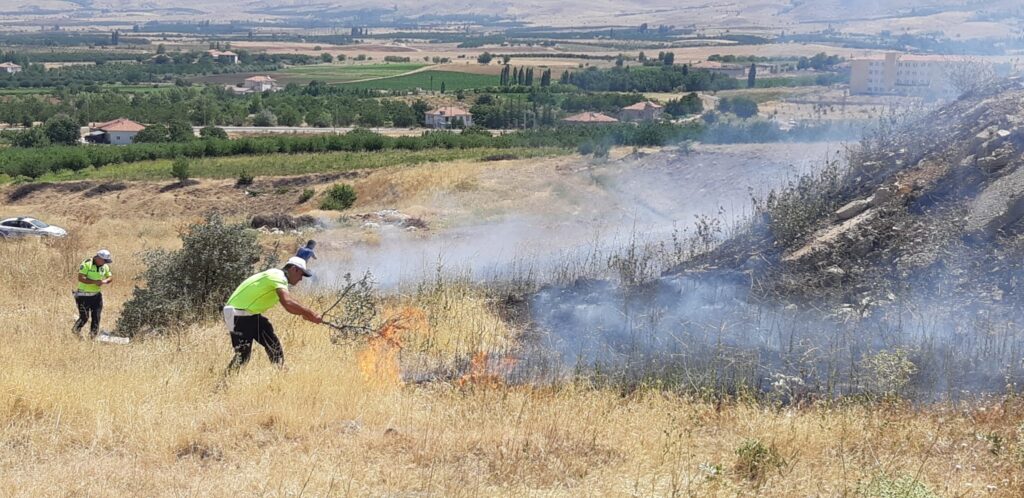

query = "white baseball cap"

[96,249,113,263]
[286,256,313,277]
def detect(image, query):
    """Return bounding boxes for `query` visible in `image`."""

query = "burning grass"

[4,155,1024,495]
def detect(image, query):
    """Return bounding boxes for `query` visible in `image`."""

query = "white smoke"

[313,143,841,288]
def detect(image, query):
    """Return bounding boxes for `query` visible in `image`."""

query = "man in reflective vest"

[222,257,322,372]
[73,249,113,338]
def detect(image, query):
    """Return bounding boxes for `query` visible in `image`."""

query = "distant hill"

[0,0,1019,37]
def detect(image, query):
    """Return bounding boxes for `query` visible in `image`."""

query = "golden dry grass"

[3,166,1024,496]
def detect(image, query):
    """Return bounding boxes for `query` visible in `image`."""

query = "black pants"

[227,314,284,372]
[73,293,103,337]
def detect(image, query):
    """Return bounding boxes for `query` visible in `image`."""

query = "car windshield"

[29,219,49,228]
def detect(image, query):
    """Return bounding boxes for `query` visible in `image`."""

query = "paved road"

[191,126,512,137]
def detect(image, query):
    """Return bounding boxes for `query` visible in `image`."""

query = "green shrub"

[252,109,277,127]
[42,114,81,146]
[298,187,315,203]
[734,439,786,483]
[235,169,254,187]
[719,96,759,118]
[320,183,357,211]
[116,215,263,336]
[170,157,190,183]
[861,348,918,401]
[199,126,228,140]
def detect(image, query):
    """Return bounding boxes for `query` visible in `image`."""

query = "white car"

[0,217,68,238]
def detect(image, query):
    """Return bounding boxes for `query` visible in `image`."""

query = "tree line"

[0,85,427,128]
[0,50,316,88]
[0,81,709,130]
[559,65,740,93]
[0,124,703,179]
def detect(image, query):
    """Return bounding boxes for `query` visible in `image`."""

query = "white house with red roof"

[206,50,239,64]
[243,75,277,92]
[89,118,146,145]
[424,106,473,129]
[620,101,664,122]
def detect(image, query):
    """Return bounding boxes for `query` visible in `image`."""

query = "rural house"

[424,107,473,129]
[243,75,277,92]
[87,118,146,145]
[562,112,619,125]
[0,62,22,74]
[620,101,664,122]
[206,50,239,64]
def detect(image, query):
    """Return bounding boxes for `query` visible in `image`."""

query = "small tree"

[168,121,195,142]
[320,52,334,63]
[199,126,228,139]
[276,106,302,126]
[235,169,254,187]
[116,215,264,336]
[320,184,357,211]
[720,96,758,118]
[43,115,81,146]
[134,124,169,143]
[252,109,277,127]
[747,63,757,88]
[171,157,190,183]
[477,51,494,64]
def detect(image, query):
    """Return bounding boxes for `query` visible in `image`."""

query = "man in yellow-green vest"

[73,249,113,338]
[222,256,322,372]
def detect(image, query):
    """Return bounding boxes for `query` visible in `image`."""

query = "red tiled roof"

[94,118,146,132]
[245,75,275,82]
[622,101,663,111]
[426,106,472,117]
[563,112,619,123]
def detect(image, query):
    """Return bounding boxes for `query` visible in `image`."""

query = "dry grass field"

[4,153,1024,496]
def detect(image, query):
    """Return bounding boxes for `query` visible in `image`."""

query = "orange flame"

[356,307,428,386]
[457,352,518,388]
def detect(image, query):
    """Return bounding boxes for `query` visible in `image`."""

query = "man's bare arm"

[276,288,323,324]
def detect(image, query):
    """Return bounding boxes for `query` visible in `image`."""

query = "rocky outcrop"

[967,166,1024,237]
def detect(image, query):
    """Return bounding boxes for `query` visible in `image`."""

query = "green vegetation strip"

[31,147,570,182]
[343,70,498,91]
[279,63,427,83]
[0,85,170,95]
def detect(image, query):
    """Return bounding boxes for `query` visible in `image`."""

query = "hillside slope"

[689,78,1024,310]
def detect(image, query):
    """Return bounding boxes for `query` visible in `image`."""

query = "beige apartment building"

[850,53,957,97]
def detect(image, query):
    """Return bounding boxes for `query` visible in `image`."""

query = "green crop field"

[277,63,428,83]
[343,70,498,91]
[27,147,569,182]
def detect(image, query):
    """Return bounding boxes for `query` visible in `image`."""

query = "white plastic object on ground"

[95,333,130,344]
